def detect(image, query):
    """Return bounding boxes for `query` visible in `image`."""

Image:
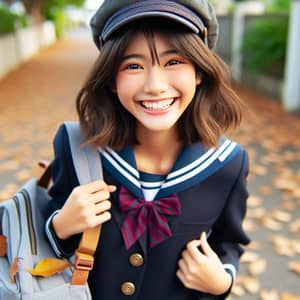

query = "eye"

[125,63,143,70]
[166,59,182,66]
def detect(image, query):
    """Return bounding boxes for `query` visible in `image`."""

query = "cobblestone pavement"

[0,28,299,300]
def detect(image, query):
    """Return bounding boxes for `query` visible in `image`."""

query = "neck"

[134,127,183,174]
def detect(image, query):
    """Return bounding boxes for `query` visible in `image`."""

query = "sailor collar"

[98,137,241,200]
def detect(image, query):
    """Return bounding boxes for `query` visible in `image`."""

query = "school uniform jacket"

[45,123,250,300]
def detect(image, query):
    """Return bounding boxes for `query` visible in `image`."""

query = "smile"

[140,99,175,110]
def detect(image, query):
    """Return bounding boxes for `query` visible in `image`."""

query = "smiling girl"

[46,1,250,299]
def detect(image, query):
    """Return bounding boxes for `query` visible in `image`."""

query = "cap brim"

[100,1,206,45]
[102,11,200,42]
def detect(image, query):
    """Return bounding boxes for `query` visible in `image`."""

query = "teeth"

[141,99,174,110]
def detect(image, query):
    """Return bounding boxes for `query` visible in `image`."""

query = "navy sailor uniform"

[45,123,250,300]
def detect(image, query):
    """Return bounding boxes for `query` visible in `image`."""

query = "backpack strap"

[64,121,103,184]
[63,121,103,286]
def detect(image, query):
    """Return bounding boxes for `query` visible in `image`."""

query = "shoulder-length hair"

[76,19,244,149]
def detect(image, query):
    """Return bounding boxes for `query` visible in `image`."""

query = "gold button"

[129,253,144,267]
[121,281,136,296]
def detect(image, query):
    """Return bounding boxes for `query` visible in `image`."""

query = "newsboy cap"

[90,0,219,50]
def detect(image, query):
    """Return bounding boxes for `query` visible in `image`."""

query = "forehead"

[123,31,173,55]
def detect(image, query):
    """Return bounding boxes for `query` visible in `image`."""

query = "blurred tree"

[3,0,84,23]
[233,0,290,11]
[263,0,290,12]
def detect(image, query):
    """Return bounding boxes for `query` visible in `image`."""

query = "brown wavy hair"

[76,19,243,149]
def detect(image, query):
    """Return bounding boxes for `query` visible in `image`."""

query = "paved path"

[0,28,299,299]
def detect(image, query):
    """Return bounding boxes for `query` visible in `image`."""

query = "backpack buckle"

[74,251,94,271]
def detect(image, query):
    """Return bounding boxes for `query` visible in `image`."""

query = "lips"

[140,98,175,111]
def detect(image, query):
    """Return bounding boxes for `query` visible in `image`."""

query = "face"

[115,32,201,134]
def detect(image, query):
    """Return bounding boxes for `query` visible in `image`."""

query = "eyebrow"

[121,50,179,62]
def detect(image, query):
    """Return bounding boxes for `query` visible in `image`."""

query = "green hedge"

[0,5,28,35]
[242,16,288,77]
[45,7,68,38]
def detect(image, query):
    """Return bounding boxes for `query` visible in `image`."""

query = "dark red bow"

[119,186,181,249]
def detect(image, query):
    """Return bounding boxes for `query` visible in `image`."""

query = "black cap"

[90,0,219,50]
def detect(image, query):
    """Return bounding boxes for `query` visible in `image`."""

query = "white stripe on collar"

[99,139,237,194]
[167,140,231,180]
[140,180,165,188]
[162,141,236,189]
[99,148,141,188]
[105,147,139,177]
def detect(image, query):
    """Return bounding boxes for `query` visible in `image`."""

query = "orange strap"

[71,225,102,285]
[0,235,7,257]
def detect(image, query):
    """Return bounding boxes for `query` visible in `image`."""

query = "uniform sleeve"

[45,124,82,257]
[208,150,250,295]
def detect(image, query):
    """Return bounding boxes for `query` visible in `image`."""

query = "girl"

[46,1,250,299]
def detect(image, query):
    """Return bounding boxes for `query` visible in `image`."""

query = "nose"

[143,65,168,95]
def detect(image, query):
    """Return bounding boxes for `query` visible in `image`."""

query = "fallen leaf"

[27,258,71,277]
[248,258,267,276]
[259,185,273,195]
[289,219,300,234]
[280,200,295,211]
[271,210,292,223]
[231,283,245,296]
[240,251,260,264]
[288,261,300,276]
[251,164,268,176]
[275,246,296,257]
[273,178,297,192]
[247,195,263,207]
[269,235,300,256]
[247,207,266,219]
[245,241,262,251]
[261,217,282,231]
[237,276,260,294]
[281,292,300,300]
[260,289,279,300]
[243,219,257,232]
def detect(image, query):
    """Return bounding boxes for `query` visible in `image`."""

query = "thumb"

[199,232,213,256]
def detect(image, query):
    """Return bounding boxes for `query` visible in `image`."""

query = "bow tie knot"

[119,186,181,249]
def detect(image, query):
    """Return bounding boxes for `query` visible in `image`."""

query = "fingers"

[199,232,214,256]
[87,183,115,216]
[60,181,116,234]
[91,189,111,204]
[185,232,214,261]
[177,232,229,294]
[83,180,116,194]
[94,210,112,224]
[94,200,111,215]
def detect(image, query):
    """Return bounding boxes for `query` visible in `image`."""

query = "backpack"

[0,122,102,300]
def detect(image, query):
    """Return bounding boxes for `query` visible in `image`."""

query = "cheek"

[183,74,197,87]
[174,72,197,96]
[115,79,128,104]
[115,74,139,101]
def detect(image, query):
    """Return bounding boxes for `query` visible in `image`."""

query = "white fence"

[0,21,56,79]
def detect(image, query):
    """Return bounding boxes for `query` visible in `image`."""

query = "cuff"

[223,263,236,281]
[223,264,236,294]
[45,210,80,258]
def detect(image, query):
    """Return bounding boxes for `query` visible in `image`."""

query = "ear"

[196,72,202,86]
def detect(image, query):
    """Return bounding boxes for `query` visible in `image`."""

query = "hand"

[176,232,232,295]
[52,180,116,239]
